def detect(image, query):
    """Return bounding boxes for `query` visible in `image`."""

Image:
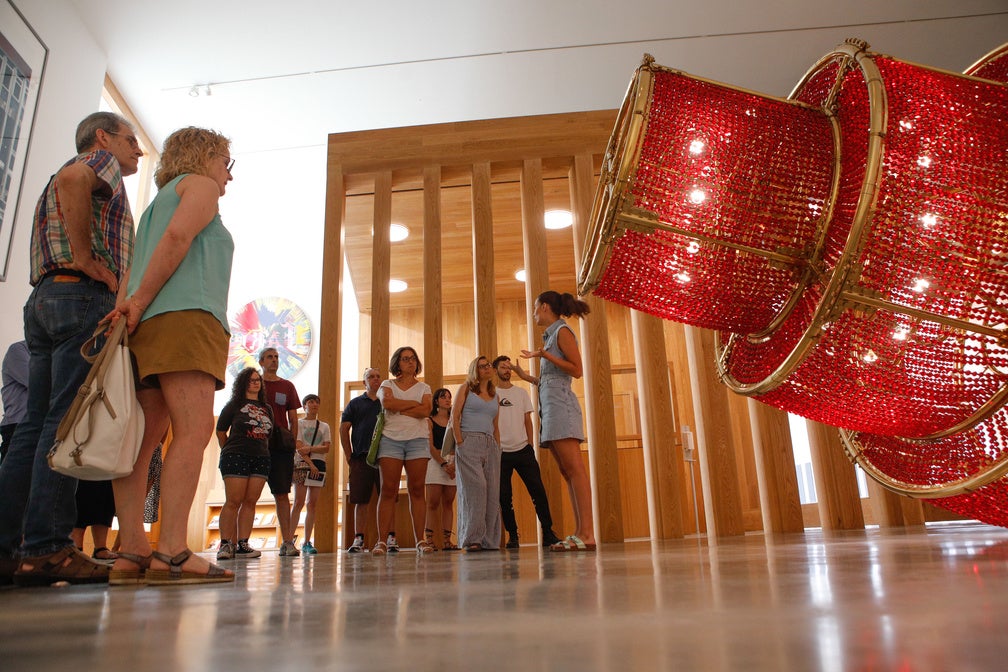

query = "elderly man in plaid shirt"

[0,111,142,587]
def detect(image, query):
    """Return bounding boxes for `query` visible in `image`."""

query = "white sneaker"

[278,540,298,557]
[386,534,400,553]
[347,535,365,554]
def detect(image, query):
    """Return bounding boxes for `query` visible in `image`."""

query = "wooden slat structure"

[308,109,957,553]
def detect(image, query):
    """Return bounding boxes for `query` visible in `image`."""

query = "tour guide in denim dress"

[520,290,597,552]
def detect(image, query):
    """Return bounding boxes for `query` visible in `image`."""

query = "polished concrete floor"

[2,520,1007,671]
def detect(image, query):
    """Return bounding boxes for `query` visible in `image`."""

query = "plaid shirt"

[29,149,134,285]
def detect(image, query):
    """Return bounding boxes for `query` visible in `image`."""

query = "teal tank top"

[127,174,234,332]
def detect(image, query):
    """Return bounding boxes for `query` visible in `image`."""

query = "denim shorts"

[377,435,429,461]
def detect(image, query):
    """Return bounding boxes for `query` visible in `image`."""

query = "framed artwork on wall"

[0,0,47,282]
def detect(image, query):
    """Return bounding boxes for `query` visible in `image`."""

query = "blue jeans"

[0,276,114,558]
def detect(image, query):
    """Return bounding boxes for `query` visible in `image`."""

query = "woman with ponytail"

[519,291,596,552]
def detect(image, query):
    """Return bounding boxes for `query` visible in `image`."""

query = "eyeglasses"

[478,363,492,369]
[107,131,140,149]
[249,377,262,383]
[400,356,417,363]
[213,152,235,173]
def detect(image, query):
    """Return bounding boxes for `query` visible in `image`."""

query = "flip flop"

[549,535,597,552]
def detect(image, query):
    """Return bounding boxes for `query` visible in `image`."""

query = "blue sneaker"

[301,541,317,555]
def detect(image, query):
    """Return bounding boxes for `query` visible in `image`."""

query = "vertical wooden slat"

[570,153,623,543]
[423,165,444,390]
[520,157,566,534]
[867,480,925,527]
[684,326,745,537]
[471,162,497,358]
[805,420,865,530]
[370,171,392,372]
[665,321,706,534]
[727,390,760,527]
[318,165,344,552]
[747,399,804,534]
[630,309,685,539]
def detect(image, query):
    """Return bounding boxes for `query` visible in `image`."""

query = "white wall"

[0,0,107,356]
[213,143,328,411]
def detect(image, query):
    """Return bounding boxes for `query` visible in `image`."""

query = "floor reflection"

[2,521,1008,671]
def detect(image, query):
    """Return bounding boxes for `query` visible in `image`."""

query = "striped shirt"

[29,149,134,285]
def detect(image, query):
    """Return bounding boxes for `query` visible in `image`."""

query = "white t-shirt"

[296,418,332,462]
[496,384,534,453]
[378,379,432,441]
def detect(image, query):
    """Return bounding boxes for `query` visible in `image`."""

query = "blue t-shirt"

[341,392,382,456]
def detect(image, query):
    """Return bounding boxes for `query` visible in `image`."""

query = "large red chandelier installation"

[578,39,1008,527]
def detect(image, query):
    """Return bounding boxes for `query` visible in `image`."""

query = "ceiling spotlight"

[205,85,212,97]
[390,224,409,242]
[188,85,199,97]
[544,210,573,230]
[514,269,527,283]
[389,279,407,293]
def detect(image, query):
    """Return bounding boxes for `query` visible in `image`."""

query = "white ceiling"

[68,0,1008,155]
[58,0,1008,393]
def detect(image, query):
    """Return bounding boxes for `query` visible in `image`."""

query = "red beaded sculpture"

[579,39,1008,526]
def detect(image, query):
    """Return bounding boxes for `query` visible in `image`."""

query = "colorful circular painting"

[227,297,313,380]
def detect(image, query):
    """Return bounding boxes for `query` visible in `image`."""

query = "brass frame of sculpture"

[714,39,886,395]
[964,42,1008,77]
[577,54,825,298]
[839,427,1008,498]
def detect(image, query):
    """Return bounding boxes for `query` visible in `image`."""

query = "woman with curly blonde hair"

[109,126,236,586]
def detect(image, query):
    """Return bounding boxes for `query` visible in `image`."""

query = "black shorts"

[268,449,295,494]
[347,454,379,504]
[219,451,271,480]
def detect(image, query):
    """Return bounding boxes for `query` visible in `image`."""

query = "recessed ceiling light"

[389,279,407,293]
[544,210,573,230]
[390,224,409,242]
[514,269,527,282]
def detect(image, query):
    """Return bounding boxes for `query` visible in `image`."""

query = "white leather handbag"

[48,317,144,480]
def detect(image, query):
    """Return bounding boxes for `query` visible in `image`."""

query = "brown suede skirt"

[129,309,229,390]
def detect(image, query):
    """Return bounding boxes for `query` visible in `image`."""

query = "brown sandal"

[145,549,233,586]
[442,529,460,551]
[109,552,152,586]
[12,546,109,587]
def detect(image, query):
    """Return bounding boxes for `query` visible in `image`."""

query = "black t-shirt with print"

[216,398,273,457]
